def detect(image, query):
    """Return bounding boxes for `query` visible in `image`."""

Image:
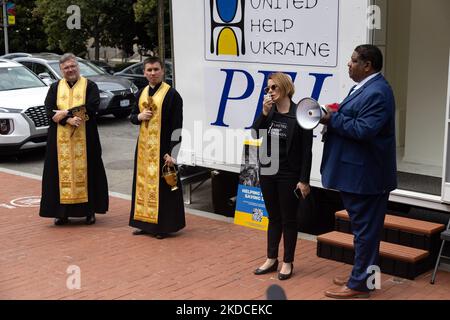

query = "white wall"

[386,0,411,148]
[403,0,450,167]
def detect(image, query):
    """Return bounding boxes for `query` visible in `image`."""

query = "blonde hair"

[268,72,295,99]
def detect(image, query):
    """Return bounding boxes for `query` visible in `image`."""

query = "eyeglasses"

[264,84,278,94]
[62,64,78,71]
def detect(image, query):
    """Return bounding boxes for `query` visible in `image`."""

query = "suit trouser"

[340,192,389,292]
[260,175,299,263]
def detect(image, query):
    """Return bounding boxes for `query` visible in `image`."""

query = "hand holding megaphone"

[295,98,339,130]
[320,103,340,125]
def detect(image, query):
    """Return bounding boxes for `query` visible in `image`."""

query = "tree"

[82,0,138,59]
[34,0,88,55]
[134,0,171,58]
[2,0,171,59]
[34,0,138,59]
[0,0,47,54]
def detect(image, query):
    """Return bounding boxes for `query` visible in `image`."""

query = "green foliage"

[134,0,171,58]
[34,0,88,55]
[0,0,48,54]
[1,0,171,59]
[34,0,138,58]
[134,0,157,54]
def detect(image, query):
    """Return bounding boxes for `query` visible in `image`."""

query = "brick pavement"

[1,170,449,300]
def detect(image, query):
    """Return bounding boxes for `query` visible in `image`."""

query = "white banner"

[205,0,339,67]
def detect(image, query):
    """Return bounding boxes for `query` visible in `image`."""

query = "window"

[0,66,46,91]
[20,61,33,70]
[33,63,57,80]
[130,63,144,75]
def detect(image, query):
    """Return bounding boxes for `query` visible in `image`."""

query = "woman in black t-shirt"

[252,72,313,280]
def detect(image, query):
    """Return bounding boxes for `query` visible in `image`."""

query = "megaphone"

[295,97,328,130]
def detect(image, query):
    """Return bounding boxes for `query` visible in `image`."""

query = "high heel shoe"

[278,263,293,280]
[254,260,278,275]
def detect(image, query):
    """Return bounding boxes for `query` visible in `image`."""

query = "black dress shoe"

[155,233,167,239]
[132,229,148,236]
[85,215,96,225]
[54,217,69,225]
[254,260,279,275]
[278,263,293,281]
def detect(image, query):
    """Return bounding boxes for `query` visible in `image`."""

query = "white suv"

[0,59,50,154]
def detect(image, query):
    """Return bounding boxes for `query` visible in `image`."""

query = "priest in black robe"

[39,53,109,225]
[129,56,185,239]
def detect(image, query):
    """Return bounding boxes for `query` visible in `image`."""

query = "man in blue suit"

[320,44,397,299]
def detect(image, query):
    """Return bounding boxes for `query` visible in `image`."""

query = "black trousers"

[260,175,299,263]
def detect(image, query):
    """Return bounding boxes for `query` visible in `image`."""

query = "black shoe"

[85,215,96,225]
[278,263,293,281]
[254,260,279,275]
[54,217,69,225]
[155,233,167,239]
[132,229,148,236]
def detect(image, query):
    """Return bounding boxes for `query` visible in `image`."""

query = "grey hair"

[59,53,78,65]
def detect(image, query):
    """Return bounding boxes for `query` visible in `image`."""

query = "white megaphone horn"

[295,97,328,130]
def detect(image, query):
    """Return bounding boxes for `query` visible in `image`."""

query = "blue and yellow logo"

[209,0,246,56]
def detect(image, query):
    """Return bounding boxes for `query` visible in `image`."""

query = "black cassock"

[39,79,109,218]
[129,83,185,234]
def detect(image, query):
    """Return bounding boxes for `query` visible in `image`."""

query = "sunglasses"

[264,84,278,94]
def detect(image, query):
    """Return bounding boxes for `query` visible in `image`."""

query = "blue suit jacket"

[320,74,397,195]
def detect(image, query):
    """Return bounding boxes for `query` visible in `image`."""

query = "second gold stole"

[134,82,170,223]
[56,77,88,204]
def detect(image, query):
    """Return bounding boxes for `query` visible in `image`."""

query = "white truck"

[171,0,450,226]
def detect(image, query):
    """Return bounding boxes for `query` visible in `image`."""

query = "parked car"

[89,60,115,75]
[114,60,173,89]
[113,62,135,73]
[0,52,32,59]
[14,54,138,118]
[0,59,50,154]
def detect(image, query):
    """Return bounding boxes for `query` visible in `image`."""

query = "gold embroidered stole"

[133,82,171,223]
[56,77,88,204]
